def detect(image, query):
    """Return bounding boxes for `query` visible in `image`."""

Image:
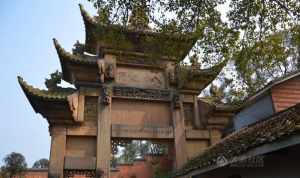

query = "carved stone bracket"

[97,59,106,83]
[172,92,181,109]
[113,86,172,101]
[67,92,79,121]
[101,86,111,105]
[97,59,115,83]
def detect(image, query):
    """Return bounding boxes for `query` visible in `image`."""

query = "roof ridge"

[18,76,75,101]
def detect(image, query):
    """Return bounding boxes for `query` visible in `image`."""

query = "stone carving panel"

[64,170,96,178]
[84,97,98,121]
[116,67,166,89]
[111,100,172,127]
[113,86,171,101]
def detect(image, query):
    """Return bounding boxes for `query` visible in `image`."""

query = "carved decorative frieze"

[112,86,171,101]
[64,170,96,178]
[116,56,162,67]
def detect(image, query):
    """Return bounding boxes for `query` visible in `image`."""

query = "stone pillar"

[96,87,112,178]
[172,95,188,169]
[48,126,66,178]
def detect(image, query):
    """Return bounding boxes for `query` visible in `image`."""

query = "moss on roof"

[175,103,300,177]
[179,60,227,91]
[53,38,97,65]
[18,76,75,101]
[79,4,198,60]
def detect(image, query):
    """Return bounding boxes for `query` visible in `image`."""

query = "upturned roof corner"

[18,76,75,102]
[180,59,227,92]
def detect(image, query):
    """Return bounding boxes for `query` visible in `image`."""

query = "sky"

[0,0,96,167]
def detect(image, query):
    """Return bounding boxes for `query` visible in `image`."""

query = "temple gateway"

[18,4,236,178]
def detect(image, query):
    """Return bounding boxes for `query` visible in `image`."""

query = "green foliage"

[32,159,49,169]
[116,141,168,164]
[86,0,300,103]
[128,1,149,30]
[1,152,27,178]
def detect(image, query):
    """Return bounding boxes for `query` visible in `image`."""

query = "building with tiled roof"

[175,71,300,178]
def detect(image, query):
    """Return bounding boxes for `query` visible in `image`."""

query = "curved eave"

[18,76,70,101]
[18,77,73,113]
[18,77,76,125]
[183,60,227,91]
[53,38,96,83]
[79,4,97,54]
[79,4,198,60]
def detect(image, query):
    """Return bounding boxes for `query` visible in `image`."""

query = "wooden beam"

[67,126,97,136]
[111,125,174,139]
[186,129,210,140]
[67,124,210,140]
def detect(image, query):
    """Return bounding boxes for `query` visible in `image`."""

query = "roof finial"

[190,54,201,70]
[128,0,149,31]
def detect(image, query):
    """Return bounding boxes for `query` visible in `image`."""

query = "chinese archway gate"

[18,4,235,178]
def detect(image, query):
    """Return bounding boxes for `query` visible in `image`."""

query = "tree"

[32,159,49,169]
[1,152,27,178]
[85,0,300,103]
[116,141,168,163]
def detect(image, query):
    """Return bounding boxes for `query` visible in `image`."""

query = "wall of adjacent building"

[233,94,274,130]
[13,169,48,178]
[272,75,300,112]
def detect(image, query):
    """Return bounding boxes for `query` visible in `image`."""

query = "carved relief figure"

[105,63,115,80]
[67,92,79,121]
[102,87,111,105]
[97,58,106,83]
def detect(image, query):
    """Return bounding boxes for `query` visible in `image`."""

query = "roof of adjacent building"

[175,102,300,177]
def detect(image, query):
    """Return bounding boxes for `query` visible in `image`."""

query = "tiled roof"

[53,38,97,65]
[180,60,227,91]
[78,4,198,60]
[18,76,75,101]
[175,103,300,177]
